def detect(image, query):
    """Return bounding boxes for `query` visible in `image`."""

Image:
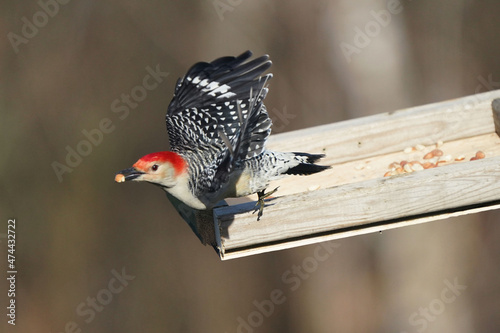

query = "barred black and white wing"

[165,51,273,196]
[166,50,272,155]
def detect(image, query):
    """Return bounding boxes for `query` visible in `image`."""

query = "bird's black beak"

[115,168,145,183]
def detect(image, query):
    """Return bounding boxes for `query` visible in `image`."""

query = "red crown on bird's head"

[133,151,187,175]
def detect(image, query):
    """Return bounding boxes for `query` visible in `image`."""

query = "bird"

[115,50,330,221]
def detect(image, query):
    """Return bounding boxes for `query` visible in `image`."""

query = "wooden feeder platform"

[206,90,500,260]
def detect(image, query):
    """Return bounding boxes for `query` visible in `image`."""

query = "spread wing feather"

[166,51,272,153]
[165,51,273,195]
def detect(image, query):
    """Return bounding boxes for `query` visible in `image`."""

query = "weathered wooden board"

[213,90,500,260]
[264,91,497,164]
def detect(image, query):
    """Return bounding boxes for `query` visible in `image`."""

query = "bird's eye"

[152,164,159,171]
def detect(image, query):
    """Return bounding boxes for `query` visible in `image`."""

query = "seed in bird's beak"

[115,174,126,183]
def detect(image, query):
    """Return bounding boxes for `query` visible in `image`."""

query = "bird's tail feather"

[283,153,330,175]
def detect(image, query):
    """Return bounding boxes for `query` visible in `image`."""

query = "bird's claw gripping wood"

[253,187,279,221]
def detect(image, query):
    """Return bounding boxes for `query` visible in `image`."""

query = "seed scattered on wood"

[424,149,443,159]
[431,149,443,157]
[423,162,435,169]
[411,163,424,171]
[382,140,485,177]
[441,154,452,162]
[403,147,413,154]
[471,151,485,161]
[415,144,425,151]
[423,152,434,159]
[388,162,399,169]
[476,151,485,159]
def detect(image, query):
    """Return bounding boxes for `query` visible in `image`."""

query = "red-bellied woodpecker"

[115,51,330,220]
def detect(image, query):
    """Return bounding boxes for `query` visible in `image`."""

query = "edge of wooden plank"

[218,202,500,260]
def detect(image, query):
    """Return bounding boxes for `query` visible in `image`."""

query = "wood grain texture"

[265,90,500,164]
[213,90,500,260]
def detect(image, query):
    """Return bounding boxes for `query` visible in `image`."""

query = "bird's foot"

[253,187,279,221]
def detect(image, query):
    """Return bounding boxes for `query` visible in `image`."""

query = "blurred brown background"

[1,0,500,332]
